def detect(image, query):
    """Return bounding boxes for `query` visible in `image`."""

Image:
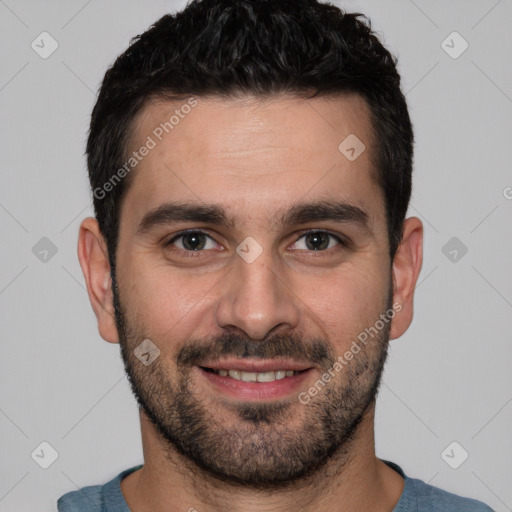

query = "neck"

[121,402,404,512]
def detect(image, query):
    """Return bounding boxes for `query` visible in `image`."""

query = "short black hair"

[87,0,413,273]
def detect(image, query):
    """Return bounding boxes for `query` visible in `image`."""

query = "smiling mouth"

[200,367,306,383]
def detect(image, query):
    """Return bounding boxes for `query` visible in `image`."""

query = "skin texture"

[78,93,423,511]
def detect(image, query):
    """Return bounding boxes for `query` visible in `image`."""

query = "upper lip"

[197,358,313,373]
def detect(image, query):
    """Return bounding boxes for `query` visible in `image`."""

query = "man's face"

[113,94,393,486]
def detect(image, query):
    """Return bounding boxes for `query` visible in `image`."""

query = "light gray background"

[1,0,511,510]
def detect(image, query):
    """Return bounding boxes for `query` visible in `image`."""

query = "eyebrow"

[136,200,370,235]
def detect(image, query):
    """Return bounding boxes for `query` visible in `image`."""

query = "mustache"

[176,331,336,370]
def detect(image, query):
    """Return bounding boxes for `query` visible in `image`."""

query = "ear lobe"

[77,217,120,344]
[389,217,423,340]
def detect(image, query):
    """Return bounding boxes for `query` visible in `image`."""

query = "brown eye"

[167,231,218,252]
[290,231,344,251]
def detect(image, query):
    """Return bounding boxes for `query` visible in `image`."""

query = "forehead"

[121,93,383,229]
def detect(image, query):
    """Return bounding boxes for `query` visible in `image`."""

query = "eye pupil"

[182,232,205,251]
[306,232,330,251]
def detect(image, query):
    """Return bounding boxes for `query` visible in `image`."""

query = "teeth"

[228,370,241,380]
[256,371,275,383]
[241,371,257,382]
[215,369,299,382]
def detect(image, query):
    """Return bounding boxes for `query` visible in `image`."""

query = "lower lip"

[195,366,314,401]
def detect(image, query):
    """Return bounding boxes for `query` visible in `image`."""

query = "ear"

[77,217,119,344]
[389,217,423,340]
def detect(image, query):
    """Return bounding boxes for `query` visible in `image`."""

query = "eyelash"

[165,229,347,256]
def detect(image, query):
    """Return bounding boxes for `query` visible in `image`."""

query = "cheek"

[118,258,221,340]
[300,262,389,344]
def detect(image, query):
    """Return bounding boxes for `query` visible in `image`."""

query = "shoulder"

[382,460,494,512]
[57,484,103,512]
[57,465,142,512]
[404,475,494,512]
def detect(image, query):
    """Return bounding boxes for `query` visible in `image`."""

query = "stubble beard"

[112,275,392,490]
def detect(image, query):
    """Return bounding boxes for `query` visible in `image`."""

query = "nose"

[214,248,301,341]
